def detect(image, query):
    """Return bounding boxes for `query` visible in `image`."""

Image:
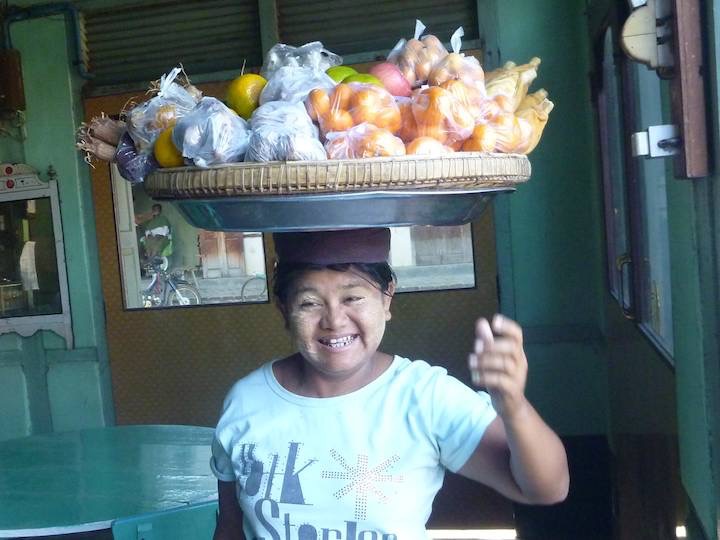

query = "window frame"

[594,19,675,363]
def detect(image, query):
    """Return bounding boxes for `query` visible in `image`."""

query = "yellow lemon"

[153,127,184,168]
[226,73,267,119]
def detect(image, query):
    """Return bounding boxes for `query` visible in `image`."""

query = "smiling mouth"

[318,335,358,349]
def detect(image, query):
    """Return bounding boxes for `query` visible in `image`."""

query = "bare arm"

[458,315,569,505]
[213,480,246,540]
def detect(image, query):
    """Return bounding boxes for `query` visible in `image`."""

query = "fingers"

[469,314,527,389]
[491,314,523,346]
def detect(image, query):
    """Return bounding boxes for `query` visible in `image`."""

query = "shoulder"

[391,356,451,387]
[220,361,272,410]
[389,356,492,407]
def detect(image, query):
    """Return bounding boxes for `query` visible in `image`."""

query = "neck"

[278,352,392,398]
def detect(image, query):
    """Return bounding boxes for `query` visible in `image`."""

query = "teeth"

[323,336,354,348]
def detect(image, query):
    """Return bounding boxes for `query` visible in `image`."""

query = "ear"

[276,302,290,329]
[383,281,395,321]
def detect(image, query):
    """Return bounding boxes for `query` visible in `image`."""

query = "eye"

[344,295,364,304]
[298,299,321,309]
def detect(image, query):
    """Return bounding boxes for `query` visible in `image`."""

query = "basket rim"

[144,152,531,199]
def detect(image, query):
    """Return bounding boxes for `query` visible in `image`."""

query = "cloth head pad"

[273,228,391,265]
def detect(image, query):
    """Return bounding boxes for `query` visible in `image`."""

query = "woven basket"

[144,152,531,199]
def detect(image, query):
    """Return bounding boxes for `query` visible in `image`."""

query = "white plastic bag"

[261,41,342,79]
[259,66,337,105]
[126,67,201,153]
[172,97,250,167]
[246,101,326,162]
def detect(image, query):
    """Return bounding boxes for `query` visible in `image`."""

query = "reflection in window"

[0,197,62,318]
[390,225,475,293]
[114,171,268,309]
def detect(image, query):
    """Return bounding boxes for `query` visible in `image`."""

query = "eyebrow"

[293,281,368,295]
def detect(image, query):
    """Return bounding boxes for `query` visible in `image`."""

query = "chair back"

[112,500,218,540]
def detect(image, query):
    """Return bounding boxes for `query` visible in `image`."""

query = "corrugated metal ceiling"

[84,0,261,86]
[277,0,478,56]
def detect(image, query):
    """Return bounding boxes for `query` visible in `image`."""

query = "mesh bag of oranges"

[306,83,402,139]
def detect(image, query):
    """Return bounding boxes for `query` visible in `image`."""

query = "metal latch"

[631,124,681,157]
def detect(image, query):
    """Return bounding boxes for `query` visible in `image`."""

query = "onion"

[369,62,412,97]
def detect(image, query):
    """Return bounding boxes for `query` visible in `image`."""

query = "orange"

[322,110,354,133]
[153,127,184,168]
[307,89,330,121]
[462,124,498,153]
[226,73,267,120]
[331,84,354,111]
[407,136,449,155]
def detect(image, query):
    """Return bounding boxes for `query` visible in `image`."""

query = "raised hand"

[468,314,529,420]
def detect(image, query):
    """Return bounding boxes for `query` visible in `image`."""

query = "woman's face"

[284,268,394,380]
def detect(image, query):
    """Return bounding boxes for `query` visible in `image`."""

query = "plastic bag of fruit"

[261,41,342,79]
[259,65,336,105]
[125,67,201,154]
[409,86,475,149]
[114,131,159,184]
[306,83,402,138]
[172,97,251,167]
[245,101,326,162]
[325,123,406,159]
[427,27,485,89]
[387,20,448,87]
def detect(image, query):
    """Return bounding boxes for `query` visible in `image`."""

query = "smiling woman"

[210,228,568,540]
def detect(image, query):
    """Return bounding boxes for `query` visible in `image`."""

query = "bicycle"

[141,257,202,308]
[240,275,268,302]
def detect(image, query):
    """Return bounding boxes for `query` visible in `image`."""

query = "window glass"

[390,225,475,293]
[0,197,62,318]
[630,63,674,355]
[113,168,269,310]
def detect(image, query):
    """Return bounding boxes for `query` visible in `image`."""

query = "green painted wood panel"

[0,364,30,440]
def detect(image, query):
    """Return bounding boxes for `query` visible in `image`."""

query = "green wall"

[0,12,114,440]
[485,0,608,436]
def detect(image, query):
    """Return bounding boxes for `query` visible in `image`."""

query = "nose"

[320,302,347,330]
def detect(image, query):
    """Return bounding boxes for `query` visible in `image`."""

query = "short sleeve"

[210,435,236,482]
[431,375,497,472]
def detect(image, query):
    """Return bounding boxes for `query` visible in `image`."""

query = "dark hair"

[152,203,162,212]
[273,261,396,307]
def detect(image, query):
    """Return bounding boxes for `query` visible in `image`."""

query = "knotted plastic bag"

[245,101,326,162]
[172,97,250,167]
[261,41,342,79]
[126,67,201,153]
[259,65,336,105]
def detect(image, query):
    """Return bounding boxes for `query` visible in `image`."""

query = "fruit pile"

[76,27,553,183]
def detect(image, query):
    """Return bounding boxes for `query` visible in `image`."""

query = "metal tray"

[164,188,513,232]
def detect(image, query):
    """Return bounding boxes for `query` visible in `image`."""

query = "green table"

[0,425,218,538]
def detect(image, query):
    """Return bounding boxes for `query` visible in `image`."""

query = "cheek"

[287,312,317,343]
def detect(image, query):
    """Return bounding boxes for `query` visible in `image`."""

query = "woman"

[212,228,568,539]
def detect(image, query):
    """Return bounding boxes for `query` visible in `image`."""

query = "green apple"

[326,65,358,83]
[342,73,384,87]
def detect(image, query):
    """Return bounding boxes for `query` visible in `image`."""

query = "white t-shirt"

[211,355,497,539]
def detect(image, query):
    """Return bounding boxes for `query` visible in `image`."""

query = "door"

[111,165,143,309]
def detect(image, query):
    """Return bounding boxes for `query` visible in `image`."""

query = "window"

[0,167,73,347]
[595,26,674,359]
[112,167,269,310]
[390,225,475,293]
